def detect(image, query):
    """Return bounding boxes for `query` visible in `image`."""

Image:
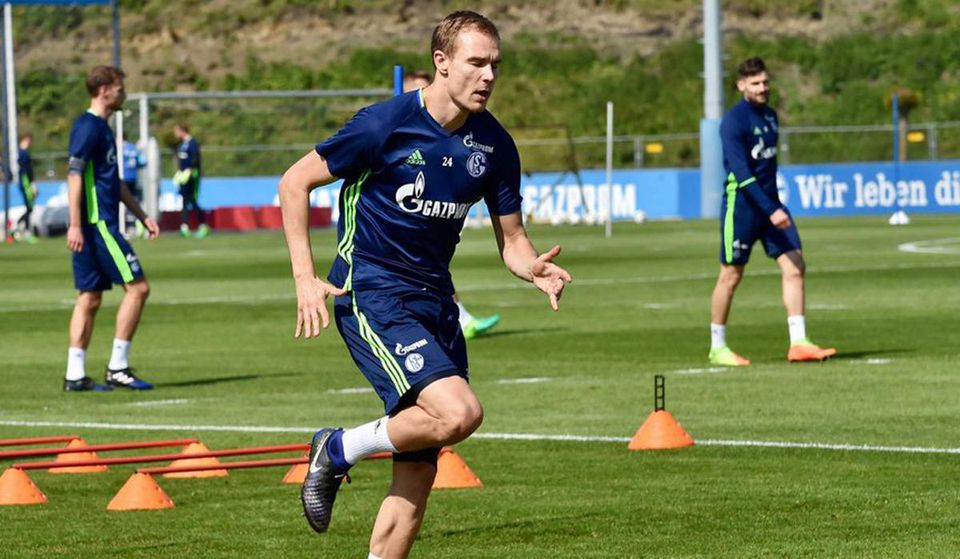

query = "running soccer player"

[404,70,502,340]
[709,57,836,365]
[64,66,159,392]
[16,133,36,242]
[173,123,209,238]
[280,11,571,558]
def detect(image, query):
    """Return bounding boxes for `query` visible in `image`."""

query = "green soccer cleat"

[194,224,210,239]
[708,345,751,366]
[463,314,501,340]
[179,223,191,237]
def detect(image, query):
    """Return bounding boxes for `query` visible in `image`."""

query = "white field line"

[898,238,960,255]
[123,399,190,407]
[326,387,375,394]
[496,377,553,384]
[2,261,958,314]
[1,419,959,455]
[671,367,730,375]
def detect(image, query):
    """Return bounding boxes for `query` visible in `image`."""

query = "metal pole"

[892,95,899,163]
[393,64,403,97]
[605,101,613,239]
[699,0,724,219]
[928,123,938,161]
[111,0,120,68]
[1,3,10,241]
[702,0,723,121]
[4,3,18,185]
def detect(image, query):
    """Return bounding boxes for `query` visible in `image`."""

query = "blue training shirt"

[177,137,201,173]
[17,148,33,189]
[720,99,782,216]
[68,111,122,226]
[317,90,522,295]
[122,141,144,182]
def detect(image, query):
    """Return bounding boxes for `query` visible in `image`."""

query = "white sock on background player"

[710,323,726,349]
[65,347,86,380]
[108,338,131,370]
[788,315,806,344]
[341,416,398,465]
[456,299,473,329]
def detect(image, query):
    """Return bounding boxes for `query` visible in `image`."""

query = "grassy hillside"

[10,0,960,174]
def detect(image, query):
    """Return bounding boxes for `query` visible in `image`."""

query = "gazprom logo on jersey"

[463,132,494,153]
[395,171,472,219]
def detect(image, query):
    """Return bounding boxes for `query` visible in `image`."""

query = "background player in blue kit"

[280,11,572,558]
[64,66,160,392]
[15,133,36,242]
[173,123,209,239]
[709,57,836,366]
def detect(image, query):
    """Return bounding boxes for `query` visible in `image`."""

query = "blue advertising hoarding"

[9,160,960,223]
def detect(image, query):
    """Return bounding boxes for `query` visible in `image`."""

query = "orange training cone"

[629,375,695,450]
[282,462,307,485]
[0,468,47,505]
[107,473,175,511]
[49,438,108,474]
[629,410,695,450]
[432,448,482,489]
[162,442,228,478]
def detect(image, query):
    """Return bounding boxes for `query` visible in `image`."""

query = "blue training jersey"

[720,99,782,216]
[317,90,522,295]
[122,141,143,182]
[17,148,33,189]
[177,137,201,173]
[68,110,122,226]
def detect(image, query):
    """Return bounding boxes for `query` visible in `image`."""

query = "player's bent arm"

[279,150,338,280]
[279,150,347,338]
[491,212,572,311]
[491,211,538,282]
[66,172,84,252]
[120,182,159,238]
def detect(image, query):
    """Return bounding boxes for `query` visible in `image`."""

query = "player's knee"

[437,400,483,444]
[128,280,150,300]
[79,292,102,312]
[719,267,743,288]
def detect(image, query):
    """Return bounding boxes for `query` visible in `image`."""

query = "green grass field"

[1,215,959,558]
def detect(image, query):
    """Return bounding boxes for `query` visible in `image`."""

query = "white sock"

[341,416,397,465]
[788,315,807,344]
[710,323,726,349]
[108,338,131,370]
[368,554,383,559]
[66,347,86,381]
[456,299,473,329]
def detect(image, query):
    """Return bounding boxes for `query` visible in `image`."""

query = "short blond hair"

[430,11,500,67]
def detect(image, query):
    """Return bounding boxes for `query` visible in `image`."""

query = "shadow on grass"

[828,348,913,360]
[159,372,301,388]
[469,326,566,340]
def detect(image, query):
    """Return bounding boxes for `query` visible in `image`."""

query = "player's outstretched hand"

[66,224,84,253]
[143,217,160,240]
[294,276,347,338]
[531,245,572,311]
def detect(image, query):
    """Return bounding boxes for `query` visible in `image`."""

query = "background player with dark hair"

[709,57,836,366]
[64,65,159,391]
[281,11,571,558]
[16,133,36,242]
[173,123,209,239]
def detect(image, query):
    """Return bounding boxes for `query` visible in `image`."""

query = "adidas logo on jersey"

[405,149,426,166]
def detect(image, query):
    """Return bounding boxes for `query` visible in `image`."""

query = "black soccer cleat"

[301,428,348,533]
[63,376,113,392]
[104,367,154,390]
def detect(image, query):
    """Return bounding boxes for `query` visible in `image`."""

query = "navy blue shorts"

[334,286,467,414]
[72,222,145,291]
[719,194,801,265]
